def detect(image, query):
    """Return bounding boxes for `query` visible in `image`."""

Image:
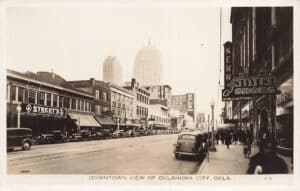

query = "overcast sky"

[6,2,232,117]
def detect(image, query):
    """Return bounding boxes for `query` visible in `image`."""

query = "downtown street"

[7,134,203,174]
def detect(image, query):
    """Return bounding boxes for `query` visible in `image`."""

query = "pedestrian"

[216,132,220,145]
[246,132,288,174]
[225,131,231,149]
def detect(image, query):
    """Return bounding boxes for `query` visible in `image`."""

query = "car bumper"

[174,151,198,156]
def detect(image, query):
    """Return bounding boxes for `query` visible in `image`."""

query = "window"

[103,92,107,101]
[71,99,76,110]
[53,94,58,107]
[112,101,116,108]
[103,107,109,112]
[59,96,64,108]
[18,87,26,102]
[118,103,121,108]
[10,85,16,101]
[122,104,125,110]
[64,97,70,109]
[29,90,36,104]
[95,90,100,99]
[79,100,82,111]
[39,92,46,105]
[46,93,51,106]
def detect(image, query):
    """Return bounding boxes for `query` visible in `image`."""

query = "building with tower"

[133,41,162,86]
[103,56,122,86]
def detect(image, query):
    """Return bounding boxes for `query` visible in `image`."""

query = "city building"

[6,69,100,137]
[102,56,122,86]
[148,102,170,131]
[133,41,162,86]
[109,83,135,126]
[196,112,206,130]
[66,79,115,128]
[144,84,172,107]
[123,79,150,126]
[228,7,293,155]
[171,93,195,121]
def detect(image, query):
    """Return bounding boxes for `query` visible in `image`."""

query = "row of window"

[95,90,108,101]
[136,106,148,117]
[8,85,92,112]
[111,92,133,105]
[95,105,110,115]
[149,114,169,124]
[137,93,149,104]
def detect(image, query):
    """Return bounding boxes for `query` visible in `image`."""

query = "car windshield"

[178,134,196,141]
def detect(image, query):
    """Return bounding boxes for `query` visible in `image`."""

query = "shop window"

[46,93,51,106]
[10,85,16,101]
[39,92,46,105]
[29,90,36,104]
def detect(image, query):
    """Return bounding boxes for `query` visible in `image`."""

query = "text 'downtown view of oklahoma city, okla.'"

[5,4,293,176]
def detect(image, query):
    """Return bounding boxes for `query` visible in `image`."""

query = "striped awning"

[68,112,101,127]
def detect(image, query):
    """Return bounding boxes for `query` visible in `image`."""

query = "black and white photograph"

[0,0,299,190]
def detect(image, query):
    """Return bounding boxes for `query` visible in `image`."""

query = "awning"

[276,106,291,116]
[68,113,101,127]
[94,116,115,126]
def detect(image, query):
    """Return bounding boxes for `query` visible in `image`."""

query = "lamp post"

[210,100,216,151]
[16,104,22,128]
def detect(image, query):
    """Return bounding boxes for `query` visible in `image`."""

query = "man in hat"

[247,132,288,174]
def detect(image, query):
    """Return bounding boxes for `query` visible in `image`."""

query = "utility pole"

[210,100,216,151]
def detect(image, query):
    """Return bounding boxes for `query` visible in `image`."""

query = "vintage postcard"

[0,0,299,190]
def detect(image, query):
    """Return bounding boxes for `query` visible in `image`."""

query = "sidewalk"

[198,142,293,174]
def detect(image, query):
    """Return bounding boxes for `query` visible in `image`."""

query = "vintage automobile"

[36,133,55,144]
[173,131,207,160]
[51,130,68,143]
[97,129,113,139]
[79,130,91,140]
[112,130,125,138]
[69,133,83,142]
[7,128,34,151]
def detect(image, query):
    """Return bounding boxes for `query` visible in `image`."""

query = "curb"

[197,154,208,174]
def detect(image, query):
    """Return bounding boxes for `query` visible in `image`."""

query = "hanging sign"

[224,42,233,89]
[222,75,278,101]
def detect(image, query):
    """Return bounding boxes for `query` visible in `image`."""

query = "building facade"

[144,84,172,107]
[109,83,135,125]
[7,69,100,137]
[67,79,111,116]
[229,7,293,155]
[123,79,150,125]
[102,56,122,86]
[133,41,162,86]
[170,93,195,121]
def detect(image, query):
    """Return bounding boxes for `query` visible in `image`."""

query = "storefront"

[275,77,293,156]
[19,103,66,137]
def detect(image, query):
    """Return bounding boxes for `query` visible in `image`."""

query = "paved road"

[7,134,202,174]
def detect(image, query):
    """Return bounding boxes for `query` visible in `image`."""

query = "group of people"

[215,129,253,149]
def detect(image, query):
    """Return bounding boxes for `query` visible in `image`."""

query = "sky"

[6,1,232,117]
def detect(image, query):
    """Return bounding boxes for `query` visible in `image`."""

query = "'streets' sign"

[224,42,233,88]
[22,104,65,117]
[222,76,278,101]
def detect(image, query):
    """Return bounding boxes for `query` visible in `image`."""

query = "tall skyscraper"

[102,56,122,85]
[133,41,162,86]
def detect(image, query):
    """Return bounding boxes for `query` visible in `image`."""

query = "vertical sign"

[224,41,233,89]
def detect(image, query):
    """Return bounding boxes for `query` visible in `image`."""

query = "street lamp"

[210,100,216,151]
[16,104,22,128]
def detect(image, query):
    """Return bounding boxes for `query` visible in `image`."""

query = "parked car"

[79,130,91,140]
[97,129,113,139]
[125,130,136,137]
[69,133,83,142]
[36,134,55,144]
[51,130,68,143]
[7,128,34,151]
[112,130,125,138]
[140,129,150,136]
[173,131,207,160]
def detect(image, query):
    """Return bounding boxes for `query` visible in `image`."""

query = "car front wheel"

[22,142,31,150]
